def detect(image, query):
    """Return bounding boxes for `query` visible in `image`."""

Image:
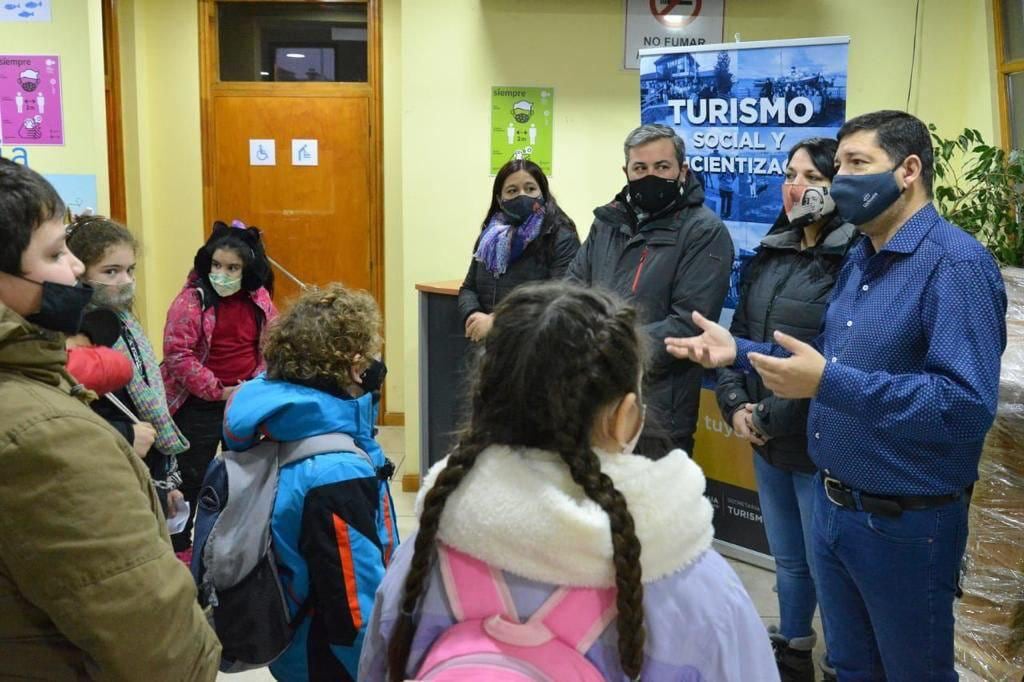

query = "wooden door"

[209,94,372,303]
[200,0,382,307]
[200,0,394,419]
[101,0,126,223]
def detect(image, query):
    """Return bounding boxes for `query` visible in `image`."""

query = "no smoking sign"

[649,0,703,28]
[624,0,724,69]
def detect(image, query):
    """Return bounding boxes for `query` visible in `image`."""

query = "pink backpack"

[411,544,617,681]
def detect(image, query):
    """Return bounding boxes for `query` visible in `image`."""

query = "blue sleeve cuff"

[817,361,862,413]
[735,338,773,372]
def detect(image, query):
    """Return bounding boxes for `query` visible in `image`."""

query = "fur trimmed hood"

[416,445,715,588]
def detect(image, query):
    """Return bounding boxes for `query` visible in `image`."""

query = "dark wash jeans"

[170,396,226,552]
[812,474,969,681]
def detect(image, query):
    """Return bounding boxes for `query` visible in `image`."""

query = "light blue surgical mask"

[209,272,242,297]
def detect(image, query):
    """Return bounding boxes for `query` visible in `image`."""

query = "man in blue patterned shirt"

[665,110,1007,681]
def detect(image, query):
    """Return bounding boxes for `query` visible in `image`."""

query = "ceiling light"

[285,53,305,59]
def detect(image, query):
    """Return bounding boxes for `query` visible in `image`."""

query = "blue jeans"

[754,456,819,639]
[813,476,970,681]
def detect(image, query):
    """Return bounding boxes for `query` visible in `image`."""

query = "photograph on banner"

[640,37,849,559]
[490,86,553,176]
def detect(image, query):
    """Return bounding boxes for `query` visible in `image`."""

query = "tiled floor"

[219,428,824,680]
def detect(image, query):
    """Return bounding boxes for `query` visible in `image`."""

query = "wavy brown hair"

[387,281,648,680]
[65,214,138,268]
[263,283,381,395]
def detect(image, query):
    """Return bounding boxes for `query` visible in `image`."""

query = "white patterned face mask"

[783,184,836,228]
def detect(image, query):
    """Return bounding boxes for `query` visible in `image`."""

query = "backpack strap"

[527,585,617,654]
[437,544,518,622]
[207,434,372,591]
[278,433,369,469]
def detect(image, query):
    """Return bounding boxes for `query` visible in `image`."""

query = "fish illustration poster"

[0,1,51,22]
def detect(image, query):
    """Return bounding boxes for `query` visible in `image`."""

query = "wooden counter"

[415,280,462,296]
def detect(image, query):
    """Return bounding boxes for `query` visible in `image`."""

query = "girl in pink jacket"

[161,221,277,561]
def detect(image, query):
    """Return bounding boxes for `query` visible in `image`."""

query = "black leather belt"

[823,476,963,517]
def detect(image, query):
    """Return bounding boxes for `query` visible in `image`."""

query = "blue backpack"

[190,434,369,672]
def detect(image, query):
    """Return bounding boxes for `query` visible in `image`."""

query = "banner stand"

[639,36,850,568]
[714,540,776,572]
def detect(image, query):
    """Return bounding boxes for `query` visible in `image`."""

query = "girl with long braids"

[358,282,776,681]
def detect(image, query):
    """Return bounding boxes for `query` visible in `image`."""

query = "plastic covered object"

[955,266,1024,681]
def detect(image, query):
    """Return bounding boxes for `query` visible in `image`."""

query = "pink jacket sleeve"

[162,289,223,402]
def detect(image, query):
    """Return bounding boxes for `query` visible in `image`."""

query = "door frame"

[198,0,401,426]
[101,0,127,223]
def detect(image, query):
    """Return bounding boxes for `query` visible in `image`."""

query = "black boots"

[768,626,817,682]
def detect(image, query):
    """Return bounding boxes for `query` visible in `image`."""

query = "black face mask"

[21,278,94,335]
[500,194,544,226]
[627,174,681,215]
[358,359,388,394]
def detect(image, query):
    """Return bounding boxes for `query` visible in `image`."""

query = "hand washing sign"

[0,55,63,145]
[490,86,553,176]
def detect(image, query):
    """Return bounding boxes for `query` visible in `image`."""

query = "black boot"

[768,627,816,682]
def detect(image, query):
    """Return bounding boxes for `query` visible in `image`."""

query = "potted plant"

[931,126,1024,681]
[930,125,1023,267]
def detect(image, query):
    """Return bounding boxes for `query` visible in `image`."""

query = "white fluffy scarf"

[416,445,715,588]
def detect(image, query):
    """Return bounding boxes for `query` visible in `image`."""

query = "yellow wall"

[0,0,109,212]
[117,0,204,341]
[382,0,406,416]
[395,0,999,461]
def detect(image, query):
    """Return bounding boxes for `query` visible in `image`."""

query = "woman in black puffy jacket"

[458,159,579,341]
[715,137,857,682]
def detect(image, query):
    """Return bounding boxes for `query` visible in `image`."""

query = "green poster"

[491,86,554,176]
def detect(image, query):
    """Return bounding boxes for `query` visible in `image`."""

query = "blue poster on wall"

[639,37,849,564]
[45,173,98,217]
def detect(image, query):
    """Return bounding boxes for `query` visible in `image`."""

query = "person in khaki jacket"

[0,158,221,680]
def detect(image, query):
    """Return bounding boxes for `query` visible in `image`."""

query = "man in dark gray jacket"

[567,124,733,456]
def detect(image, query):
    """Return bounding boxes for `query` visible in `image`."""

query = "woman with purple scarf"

[458,160,579,341]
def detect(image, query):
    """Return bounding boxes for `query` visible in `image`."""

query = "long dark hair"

[192,220,274,298]
[387,282,648,680]
[746,137,848,289]
[480,160,576,262]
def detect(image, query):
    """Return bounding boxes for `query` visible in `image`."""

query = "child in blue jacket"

[222,283,397,681]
